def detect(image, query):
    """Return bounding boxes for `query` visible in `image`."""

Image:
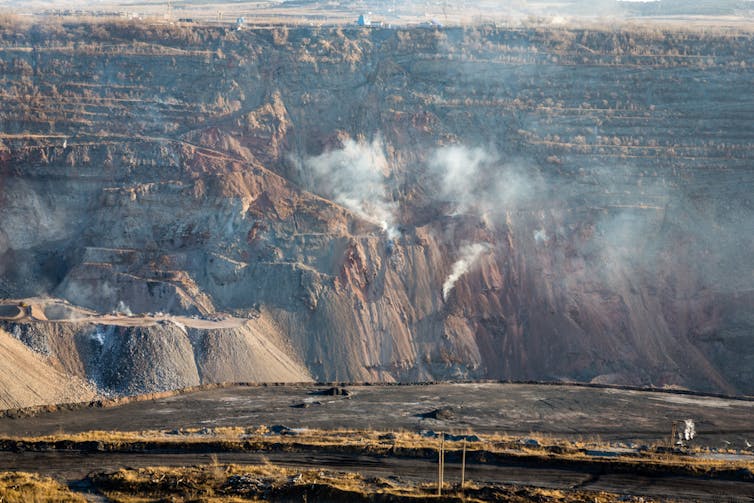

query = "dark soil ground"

[1,382,753,448]
[1,383,753,502]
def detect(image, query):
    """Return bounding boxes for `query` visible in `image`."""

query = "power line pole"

[437,433,445,495]
[669,420,678,448]
[461,437,467,492]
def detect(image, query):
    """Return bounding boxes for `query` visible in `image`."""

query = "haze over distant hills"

[2,0,753,25]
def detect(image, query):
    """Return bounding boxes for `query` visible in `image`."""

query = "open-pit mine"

[1,12,753,403]
[0,3,753,500]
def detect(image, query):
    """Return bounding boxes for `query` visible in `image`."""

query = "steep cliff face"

[0,21,752,395]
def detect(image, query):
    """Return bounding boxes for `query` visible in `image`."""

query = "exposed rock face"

[0,21,752,395]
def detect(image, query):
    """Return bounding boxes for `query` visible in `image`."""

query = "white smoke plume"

[533,228,548,244]
[429,145,542,300]
[431,145,493,214]
[683,419,696,442]
[429,145,542,224]
[114,300,133,316]
[90,325,109,346]
[302,137,399,239]
[442,242,489,301]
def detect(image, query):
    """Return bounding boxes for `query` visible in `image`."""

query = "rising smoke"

[429,145,543,226]
[428,145,545,300]
[442,242,490,301]
[427,144,683,297]
[299,133,741,306]
[301,140,521,299]
[300,136,399,239]
[114,300,133,316]
[430,145,494,216]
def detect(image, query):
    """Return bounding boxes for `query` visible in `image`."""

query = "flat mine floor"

[2,383,753,450]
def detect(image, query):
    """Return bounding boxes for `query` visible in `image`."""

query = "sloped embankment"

[0,328,96,409]
[0,315,311,396]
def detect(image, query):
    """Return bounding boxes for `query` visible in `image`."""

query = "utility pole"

[461,437,467,492]
[669,420,678,448]
[437,433,445,495]
[441,433,445,491]
[166,0,172,20]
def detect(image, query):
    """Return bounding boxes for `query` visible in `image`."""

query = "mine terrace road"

[0,450,751,502]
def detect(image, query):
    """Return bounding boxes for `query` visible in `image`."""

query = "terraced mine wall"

[0,20,752,397]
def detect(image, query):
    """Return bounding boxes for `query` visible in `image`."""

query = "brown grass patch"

[89,463,647,503]
[4,426,752,484]
[0,472,86,503]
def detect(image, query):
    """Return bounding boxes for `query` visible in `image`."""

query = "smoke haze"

[429,145,543,226]
[301,137,399,239]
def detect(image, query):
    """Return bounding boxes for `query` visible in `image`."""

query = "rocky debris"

[223,475,274,497]
[0,315,311,397]
[290,401,321,408]
[310,386,350,397]
[267,425,297,435]
[419,430,479,442]
[190,323,311,384]
[418,406,456,420]
[97,325,200,395]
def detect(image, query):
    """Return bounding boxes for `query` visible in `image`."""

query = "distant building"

[236,17,246,30]
[357,13,371,26]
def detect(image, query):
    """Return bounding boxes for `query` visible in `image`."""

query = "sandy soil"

[0,329,97,409]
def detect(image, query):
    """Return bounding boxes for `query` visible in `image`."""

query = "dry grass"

[90,463,644,503]
[6,426,753,481]
[0,472,86,503]
[0,428,743,502]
